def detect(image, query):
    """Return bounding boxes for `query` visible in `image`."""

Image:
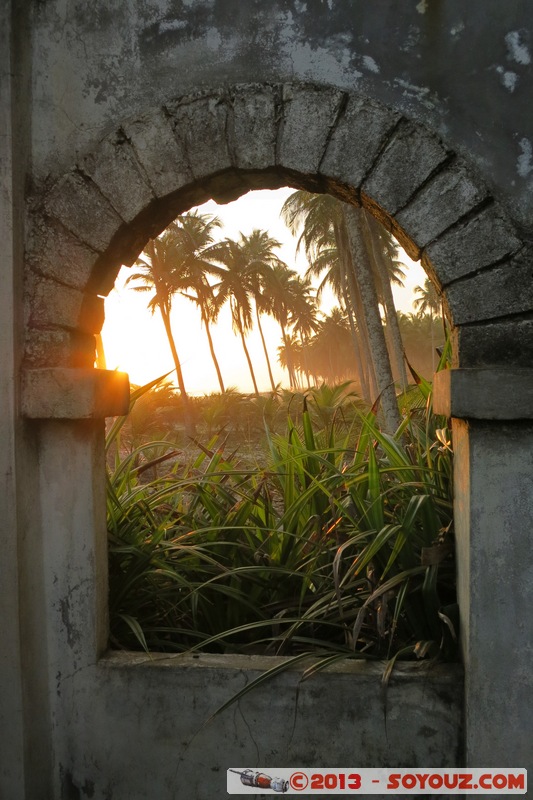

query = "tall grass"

[107,372,456,669]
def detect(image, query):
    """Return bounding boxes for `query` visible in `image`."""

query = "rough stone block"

[278,84,345,174]
[230,83,278,171]
[444,247,533,325]
[453,317,533,369]
[22,368,130,419]
[424,205,522,285]
[363,121,449,215]
[123,109,193,198]
[26,217,99,292]
[434,368,533,420]
[320,95,400,189]
[79,133,156,224]
[168,93,232,181]
[24,329,96,369]
[30,277,105,334]
[45,171,123,253]
[396,161,488,247]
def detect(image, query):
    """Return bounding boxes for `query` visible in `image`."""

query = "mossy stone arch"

[23,82,533,406]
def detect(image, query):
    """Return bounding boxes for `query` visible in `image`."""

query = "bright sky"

[101,188,426,394]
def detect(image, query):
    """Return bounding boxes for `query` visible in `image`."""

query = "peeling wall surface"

[30,0,533,230]
[1,2,533,798]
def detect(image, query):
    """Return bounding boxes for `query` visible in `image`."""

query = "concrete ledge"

[22,368,130,419]
[61,652,462,798]
[433,368,533,419]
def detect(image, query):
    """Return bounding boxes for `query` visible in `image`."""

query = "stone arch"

[24,82,532,384]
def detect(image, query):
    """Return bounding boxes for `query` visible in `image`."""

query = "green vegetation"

[107,190,455,690]
[107,369,456,671]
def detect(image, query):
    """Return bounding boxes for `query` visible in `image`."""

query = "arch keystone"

[167,92,232,181]
[278,84,345,175]
[230,83,278,171]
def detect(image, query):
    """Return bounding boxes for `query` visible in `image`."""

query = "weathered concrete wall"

[2,2,533,798]
[30,0,533,233]
[23,82,530,375]
[60,654,463,799]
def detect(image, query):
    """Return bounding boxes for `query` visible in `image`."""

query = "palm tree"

[413,277,441,318]
[210,236,262,395]
[235,229,288,393]
[164,212,226,393]
[281,191,372,399]
[277,333,303,388]
[305,308,354,384]
[265,264,313,389]
[281,190,404,432]
[414,277,441,372]
[126,236,194,432]
[289,279,320,388]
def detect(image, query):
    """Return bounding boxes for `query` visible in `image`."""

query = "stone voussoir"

[424,204,522,285]
[278,83,345,175]
[21,368,130,419]
[395,160,488,248]
[320,94,400,190]
[444,246,533,325]
[122,108,193,198]
[44,170,124,253]
[229,83,279,171]
[362,120,450,216]
[25,215,100,293]
[167,91,232,181]
[24,328,97,369]
[453,317,533,369]
[79,132,156,224]
[29,276,105,334]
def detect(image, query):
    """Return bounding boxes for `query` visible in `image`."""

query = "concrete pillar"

[17,370,129,799]
[434,369,533,773]
[0,1,33,796]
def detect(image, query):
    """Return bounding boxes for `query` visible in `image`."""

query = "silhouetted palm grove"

[127,191,444,434]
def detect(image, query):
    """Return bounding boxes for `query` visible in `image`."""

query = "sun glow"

[100,188,426,393]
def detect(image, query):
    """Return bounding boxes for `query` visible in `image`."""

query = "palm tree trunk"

[159,302,195,433]
[343,205,402,434]
[236,314,259,395]
[281,325,296,389]
[363,213,408,391]
[336,219,378,399]
[255,307,277,392]
[340,259,370,402]
[201,308,225,393]
[347,263,378,400]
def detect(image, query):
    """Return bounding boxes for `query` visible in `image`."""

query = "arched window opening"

[102,186,456,667]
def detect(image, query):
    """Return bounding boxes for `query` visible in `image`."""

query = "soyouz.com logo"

[227,768,527,794]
